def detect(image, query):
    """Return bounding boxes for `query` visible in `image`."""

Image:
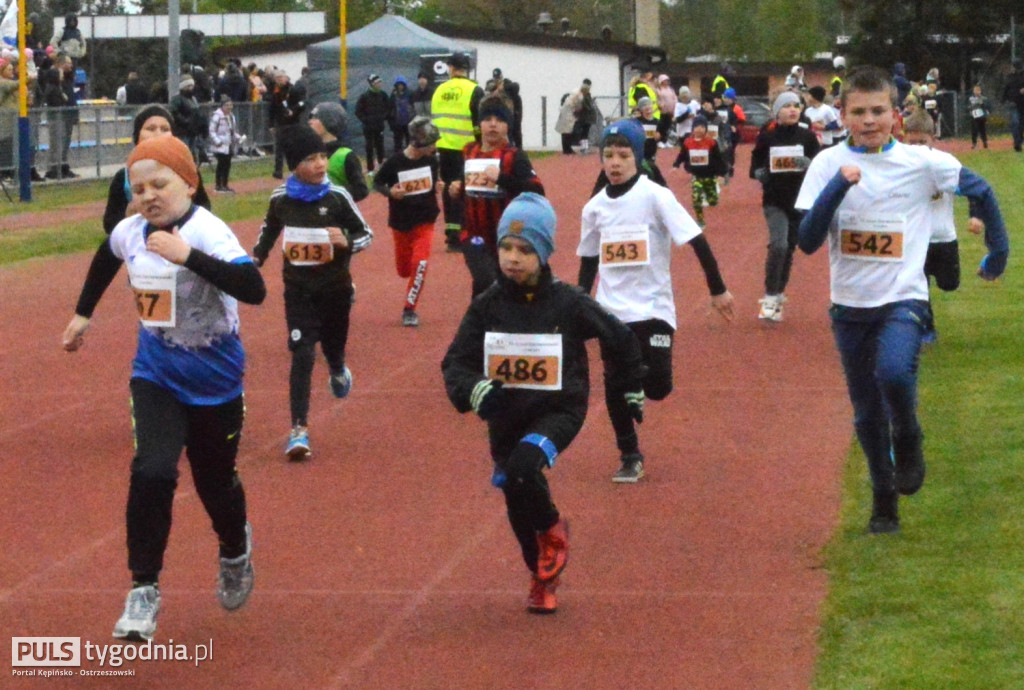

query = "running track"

[1,145,852,688]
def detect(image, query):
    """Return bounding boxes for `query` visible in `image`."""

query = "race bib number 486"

[484,332,562,390]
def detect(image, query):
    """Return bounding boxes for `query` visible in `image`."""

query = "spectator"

[554,91,578,154]
[411,71,433,117]
[892,62,912,106]
[388,76,414,152]
[571,79,595,152]
[50,14,86,67]
[209,95,243,193]
[1,58,20,179]
[655,74,677,145]
[355,73,389,173]
[168,75,205,163]
[504,79,524,149]
[45,54,80,179]
[215,61,248,104]
[268,70,305,178]
[247,63,267,103]
[785,65,807,92]
[1001,58,1024,152]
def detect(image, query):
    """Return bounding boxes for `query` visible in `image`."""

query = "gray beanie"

[772,91,802,118]
[310,102,348,140]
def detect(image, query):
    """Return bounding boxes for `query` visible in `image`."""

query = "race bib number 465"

[484,332,562,390]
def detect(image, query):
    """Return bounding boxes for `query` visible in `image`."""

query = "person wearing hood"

[308,101,367,201]
[749,90,821,322]
[892,62,912,106]
[442,193,647,614]
[411,71,434,118]
[578,119,734,483]
[388,76,415,152]
[50,13,87,64]
[252,124,374,461]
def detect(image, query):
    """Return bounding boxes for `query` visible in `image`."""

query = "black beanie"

[132,105,174,144]
[278,125,327,171]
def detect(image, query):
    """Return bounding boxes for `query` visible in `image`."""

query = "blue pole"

[18,116,31,201]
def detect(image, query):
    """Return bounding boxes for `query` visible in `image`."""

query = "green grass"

[0,158,276,265]
[814,141,1024,688]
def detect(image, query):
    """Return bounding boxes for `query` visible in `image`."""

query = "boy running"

[253,125,373,460]
[579,120,735,482]
[442,193,646,612]
[796,66,1009,534]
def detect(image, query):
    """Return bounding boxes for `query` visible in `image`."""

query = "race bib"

[283,226,334,266]
[397,166,433,195]
[464,158,502,198]
[838,211,905,262]
[924,99,937,111]
[599,224,650,268]
[130,270,177,328]
[643,124,658,139]
[707,124,719,140]
[484,332,562,391]
[971,108,985,119]
[769,145,805,173]
[688,148,709,166]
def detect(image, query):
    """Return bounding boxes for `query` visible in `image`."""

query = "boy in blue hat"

[578,120,735,482]
[442,193,646,613]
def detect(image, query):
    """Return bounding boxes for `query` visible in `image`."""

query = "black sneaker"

[868,490,900,534]
[893,434,925,496]
[612,452,645,483]
[401,309,419,327]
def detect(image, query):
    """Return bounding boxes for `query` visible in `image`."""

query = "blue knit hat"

[600,118,645,166]
[497,193,556,265]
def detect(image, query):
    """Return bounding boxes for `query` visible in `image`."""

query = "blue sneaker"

[285,426,310,461]
[329,366,352,399]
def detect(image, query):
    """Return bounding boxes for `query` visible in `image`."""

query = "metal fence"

[1,101,273,179]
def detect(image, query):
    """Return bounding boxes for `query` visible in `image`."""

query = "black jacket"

[442,268,644,447]
[355,89,390,130]
[749,121,820,209]
[253,184,373,292]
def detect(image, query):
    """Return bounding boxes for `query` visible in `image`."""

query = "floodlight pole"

[339,0,348,106]
[168,0,181,98]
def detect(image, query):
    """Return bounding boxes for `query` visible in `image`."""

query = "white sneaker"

[112,585,161,641]
[758,295,783,322]
[217,522,254,611]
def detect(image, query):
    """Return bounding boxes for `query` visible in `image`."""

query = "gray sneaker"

[217,522,254,611]
[612,453,645,483]
[402,309,419,327]
[112,585,161,641]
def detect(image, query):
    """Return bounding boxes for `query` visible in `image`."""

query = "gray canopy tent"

[305,15,475,158]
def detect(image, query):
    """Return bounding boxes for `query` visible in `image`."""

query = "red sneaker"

[536,517,569,582]
[526,574,558,614]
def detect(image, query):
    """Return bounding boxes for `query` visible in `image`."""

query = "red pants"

[393,223,434,310]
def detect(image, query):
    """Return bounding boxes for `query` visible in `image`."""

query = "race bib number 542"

[484,332,562,390]
[837,211,905,262]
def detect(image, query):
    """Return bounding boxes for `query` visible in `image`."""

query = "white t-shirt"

[803,103,840,146]
[794,141,961,308]
[578,175,702,329]
[674,98,700,138]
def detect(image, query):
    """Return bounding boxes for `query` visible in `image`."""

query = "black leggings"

[214,153,232,189]
[601,318,675,454]
[126,378,248,582]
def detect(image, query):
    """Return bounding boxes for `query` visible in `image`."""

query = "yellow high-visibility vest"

[627,81,660,119]
[432,77,477,151]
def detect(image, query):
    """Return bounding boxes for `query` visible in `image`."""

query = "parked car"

[735,97,772,143]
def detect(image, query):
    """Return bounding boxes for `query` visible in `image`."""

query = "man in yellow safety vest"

[431,52,484,250]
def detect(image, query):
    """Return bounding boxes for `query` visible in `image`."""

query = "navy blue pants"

[830,301,929,492]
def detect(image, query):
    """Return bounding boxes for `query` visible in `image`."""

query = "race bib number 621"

[484,332,562,390]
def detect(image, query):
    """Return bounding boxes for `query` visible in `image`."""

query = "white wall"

[466,40,621,150]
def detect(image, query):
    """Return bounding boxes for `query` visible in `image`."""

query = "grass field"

[814,143,1024,688]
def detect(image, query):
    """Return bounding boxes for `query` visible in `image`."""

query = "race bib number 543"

[484,332,562,390]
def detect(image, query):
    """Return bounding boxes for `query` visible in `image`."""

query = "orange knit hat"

[126,136,199,189]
